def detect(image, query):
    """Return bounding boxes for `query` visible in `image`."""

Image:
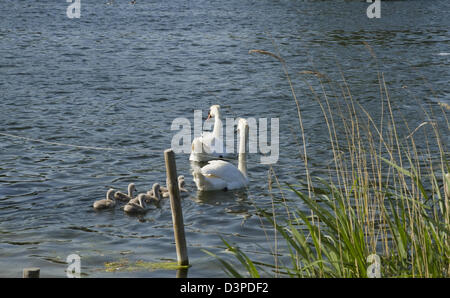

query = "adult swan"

[189,105,226,162]
[193,118,249,191]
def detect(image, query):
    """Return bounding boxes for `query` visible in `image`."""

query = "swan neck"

[107,190,115,201]
[238,122,248,154]
[238,124,248,177]
[155,189,161,201]
[238,153,247,177]
[128,185,134,197]
[212,111,222,138]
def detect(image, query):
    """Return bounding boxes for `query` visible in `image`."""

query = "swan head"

[207,105,221,120]
[237,118,249,157]
[128,183,137,195]
[237,118,249,133]
[178,175,186,188]
[152,183,161,200]
[106,188,116,200]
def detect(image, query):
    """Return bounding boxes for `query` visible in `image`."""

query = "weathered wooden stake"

[176,267,189,278]
[23,267,40,278]
[164,149,189,267]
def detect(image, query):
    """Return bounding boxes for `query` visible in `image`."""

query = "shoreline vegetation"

[206,44,449,278]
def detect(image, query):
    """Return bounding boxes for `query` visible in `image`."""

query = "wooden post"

[164,149,189,267]
[23,267,40,278]
[176,267,189,278]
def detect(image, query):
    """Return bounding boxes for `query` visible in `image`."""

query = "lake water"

[0,0,448,277]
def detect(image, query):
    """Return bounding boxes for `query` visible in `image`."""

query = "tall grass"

[207,46,449,278]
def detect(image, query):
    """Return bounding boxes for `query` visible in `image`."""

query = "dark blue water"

[0,0,448,277]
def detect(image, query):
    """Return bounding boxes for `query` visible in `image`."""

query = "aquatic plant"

[207,44,449,278]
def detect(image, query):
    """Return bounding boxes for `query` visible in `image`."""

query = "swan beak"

[207,112,212,120]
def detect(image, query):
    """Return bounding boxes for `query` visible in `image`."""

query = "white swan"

[124,194,147,214]
[189,105,226,162]
[193,118,249,191]
[114,183,137,202]
[93,189,116,210]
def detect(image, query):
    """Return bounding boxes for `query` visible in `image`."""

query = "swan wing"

[195,174,228,191]
[190,136,218,162]
[114,191,131,202]
[191,133,224,156]
[201,160,247,188]
[200,133,224,154]
[93,199,115,210]
[201,160,234,177]
[194,160,248,191]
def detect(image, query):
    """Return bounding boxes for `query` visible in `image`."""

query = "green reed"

[205,45,449,278]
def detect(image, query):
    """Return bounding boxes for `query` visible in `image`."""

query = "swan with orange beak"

[189,105,227,162]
